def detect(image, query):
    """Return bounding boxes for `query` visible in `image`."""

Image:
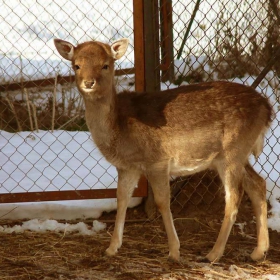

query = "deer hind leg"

[206,162,244,262]
[147,167,180,262]
[105,169,141,256]
[243,163,269,261]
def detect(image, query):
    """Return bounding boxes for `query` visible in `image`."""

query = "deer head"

[54,38,129,101]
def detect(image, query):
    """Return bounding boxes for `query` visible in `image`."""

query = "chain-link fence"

[0,0,137,202]
[167,0,280,214]
[0,0,279,215]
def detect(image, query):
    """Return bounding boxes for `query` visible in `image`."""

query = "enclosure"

[0,0,280,279]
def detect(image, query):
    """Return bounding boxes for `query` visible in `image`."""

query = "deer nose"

[84,80,95,89]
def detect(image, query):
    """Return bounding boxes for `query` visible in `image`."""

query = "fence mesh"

[0,0,134,195]
[167,0,280,213]
[0,0,279,216]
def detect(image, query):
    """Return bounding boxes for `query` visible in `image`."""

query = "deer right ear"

[54,39,75,61]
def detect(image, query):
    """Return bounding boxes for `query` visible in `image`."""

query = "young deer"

[54,38,272,262]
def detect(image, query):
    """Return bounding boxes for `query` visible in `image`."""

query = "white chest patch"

[170,161,210,176]
[169,153,218,176]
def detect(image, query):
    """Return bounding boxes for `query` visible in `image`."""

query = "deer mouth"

[83,88,94,92]
[81,87,95,94]
[79,80,97,94]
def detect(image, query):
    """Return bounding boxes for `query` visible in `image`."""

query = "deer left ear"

[111,38,129,60]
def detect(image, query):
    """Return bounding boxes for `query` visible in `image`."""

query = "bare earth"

[0,200,279,280]
[0,171,279,279]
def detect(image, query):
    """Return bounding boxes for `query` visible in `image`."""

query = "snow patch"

[0,219,106,235]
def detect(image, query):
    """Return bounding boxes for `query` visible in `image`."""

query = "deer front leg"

[147,166,180,262]
[105,169,141,256]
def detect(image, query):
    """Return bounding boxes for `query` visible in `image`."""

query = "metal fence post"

[160,0,175,82]
[143,0,161,92]
[132,0,152,197]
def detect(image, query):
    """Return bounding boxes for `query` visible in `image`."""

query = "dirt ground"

[0,201,280,280]
[0,172,279,279]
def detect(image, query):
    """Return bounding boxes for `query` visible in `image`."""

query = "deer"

[54,37,272,263]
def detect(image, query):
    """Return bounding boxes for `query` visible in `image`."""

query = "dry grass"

[0,172,279,279]
[0,209,279,280]
[0,83,87,133]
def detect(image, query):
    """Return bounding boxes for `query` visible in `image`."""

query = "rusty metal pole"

[133,0,161,201]
[143,0,161,92]
[133,0,161,214]
[133,0,146,93]
[133,0,150,198]
[160,0,174,82]
[133,0,160,93]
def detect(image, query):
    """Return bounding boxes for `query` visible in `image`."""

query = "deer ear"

[54,39,75,61]
[111,38,129,60]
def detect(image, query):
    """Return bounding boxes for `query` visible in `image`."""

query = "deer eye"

[102,64,109,70]
[74,65,80,70]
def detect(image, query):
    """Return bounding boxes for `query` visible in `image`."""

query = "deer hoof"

[105,247,117,257]
[168,251,180,263]
[250,248,267,262]
[205,251,222,263]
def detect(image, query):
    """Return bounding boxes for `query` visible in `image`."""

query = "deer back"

[54,38,273,174]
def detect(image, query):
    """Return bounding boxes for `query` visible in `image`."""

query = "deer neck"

[84,87,118,148]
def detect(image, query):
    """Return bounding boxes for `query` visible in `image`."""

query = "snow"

[0,219,106,235]
[0,130,142,220]
[267,184,280,232]
[0,130,118,193]
[0,0,134,83]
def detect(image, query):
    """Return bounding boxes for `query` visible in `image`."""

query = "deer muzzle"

[84,80,96,89]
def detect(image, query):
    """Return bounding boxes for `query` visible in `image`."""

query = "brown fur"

[54,38,273,262]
